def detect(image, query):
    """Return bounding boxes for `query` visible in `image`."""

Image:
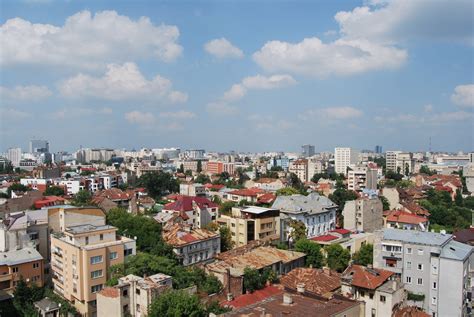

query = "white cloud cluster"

[159,110,196,119]
[451,84,474,107]
[59,62,187,103]
[1,10,182,68]
[300,106,363,121]
[125,111,156,125]
[208,74,296,114]
[0,85,52,101]
[52,107,113,119]
[375,111,473,125]
[204,38,244,59]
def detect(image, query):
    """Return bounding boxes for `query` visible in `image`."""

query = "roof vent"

[283,293,293,305]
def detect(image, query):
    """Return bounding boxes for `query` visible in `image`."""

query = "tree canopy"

[294,239,324,268]
[148,290,206,317]
[352,243,373,266]
[138,171,179,199]
[71,189,92,206]
[43,186,65,196]
[325,244,351,272]
[7,183,30,196]
[276,187,300,196]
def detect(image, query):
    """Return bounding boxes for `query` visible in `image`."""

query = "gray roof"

[65,224,114,234]
[271,192,337,215]
[0,247,43,266]
[34,297,60,312]
[382,228,452,246]
[441,240,473,261]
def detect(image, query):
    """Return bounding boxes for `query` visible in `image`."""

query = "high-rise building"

[301,144,315,157]
[6,147,22,167]
[30,139,49,153]
[386,151,415,175]
[335,147,359,175]
[375,145,383,154]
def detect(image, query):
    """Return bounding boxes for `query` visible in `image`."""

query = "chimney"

[227,293,234,301]
[296,283,305,294]
[367,264,373,269]
[283,293,293,305]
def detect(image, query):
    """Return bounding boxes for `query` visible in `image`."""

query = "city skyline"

[1,0,473,153]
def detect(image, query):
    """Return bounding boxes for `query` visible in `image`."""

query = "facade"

[289,159,308,182]
[335,147,359,175]
[162,224,220,266]
[247,178,286,192]
[374,228,473,316]
[272,193,337,240]
[386,151,415,174]
[301,144,315,157]
[179,183,206,197]
[50,224,136,317]
[217,206,280,247]
[6,147,22,167]
[347,165,378,192]
[343,197,384,233]
[341,264,405,317]
[97,273,172,317]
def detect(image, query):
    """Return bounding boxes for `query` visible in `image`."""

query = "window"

[369,293,374,299]
[123,289,128,297]
[417,278,423,285]
[406,261,412,269]
[136,289,140,295]
[383,245,402,253]
[91,284,103,293]
[360,290,365,297]
[432,297,437,305]
[91,270,103,279]
[124,249,133,256]
[431,264,438,275]
[406,276,412,284]
[123,305,129,313]
[432,282,437,289]
[90,255,103,265]
[417,249,424,255]
[136,304,141,312]
[406,247,412,254]
[12,267,18,273]
[85,237,89,245]
[380,295,386,303]
[417,263,423,271]
[100,234,103,241]
[109,252,118,260]
[33,262,40,269]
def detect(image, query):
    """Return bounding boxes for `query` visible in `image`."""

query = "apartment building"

[163,224,220,266]
[347,165,378,192]
[273,193,337,240]
[374,229,473,316]
[341,264,405,317]
[97,273,172,317]
[342,197,384,233]
[335,147,359,176]
[386,151,415,175]
[289,159,308,182]
[51,224,136,317]
[217,206,280,247]
[162,195,219,229]
[179,183,206,197]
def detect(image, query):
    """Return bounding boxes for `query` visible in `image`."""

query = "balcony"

[0,273,12,283]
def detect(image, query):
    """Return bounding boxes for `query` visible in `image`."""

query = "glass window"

[406,276,412,284]
[406,247,412,254]
[417,278,423,285]
[91,270,103,279]
[380,295,386,302]
[418,263,423,271]
[109,252,118,260]
[406,261,411,269]
[90,255,103,265]
[91,284,103,293]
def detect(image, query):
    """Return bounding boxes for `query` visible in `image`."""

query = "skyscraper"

[375,145,383,154]
[335,147,359,175]
[30,139,49,153]
[301,144,315,157]
[6,147,22,167]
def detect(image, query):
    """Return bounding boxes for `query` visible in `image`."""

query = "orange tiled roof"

[386,210,428,225]
[280,268,340,297]
[342,265,394,290]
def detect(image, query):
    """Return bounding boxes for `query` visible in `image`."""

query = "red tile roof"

[98,287,120,298]
[257,193,277,204]
[310,234,338,242]
[280,268,340,297]
[228,189,259,197]
[204,183,225,190]
[342,265,394,290]
[331,229,351,235]
[164,195,218,212]
[221,285,282,309]
[386,210,428,225]
[393,306,430,317]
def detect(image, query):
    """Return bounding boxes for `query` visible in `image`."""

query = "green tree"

[0,161,14,174]
[71,189,92,206]
[294,239,324,268]
[380,196,390,211]
[194,174,210,184]
[197,160,202,173]
[43,186,65,196]
[288,173,304,191]
[276,187,300,196]
[148,290,206,317]
[7,183,30,196]
[178,164,184,173]
[185,170,193,177]
[206,301,231,315]
[455,188,463,206]
[219,225,234,252]
[288,220,306,242]
[243,267,266,293]
[325,244,351,272]
[419,165,436,176]
[352,243,373,266]
[138,171,179,199]
[219,201,236,215]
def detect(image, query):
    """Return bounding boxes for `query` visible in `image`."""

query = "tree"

[288,173,304,191]
[148,290,206,317]
[419,165,436,176]
[325,244,351,272]
[243,267,266,293]
[294,239,325,268]
[138,171,179,199]
[455,188,463,206]
[219,225,234,252]
[385,170,403,181]
[276,187,300,196]
[238,199,249,207]
[0,161,14,174]
[7,183,30,196]
[380,196,390,211]
[206,301,231,315]
[195,174,210,184]
[219,201,236,215]
[197,160,202,173]
[185,170,193,177]
[71,189,92,206]
[329,186,358,218]
[178,164,184,173]
[352,243,373,266]
[44,186,65,196]
[288,220,306,242]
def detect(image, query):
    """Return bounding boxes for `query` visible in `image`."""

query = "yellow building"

[51,224,136,317]
[217,206,280,247]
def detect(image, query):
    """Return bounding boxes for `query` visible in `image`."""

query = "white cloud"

[0,85,52,101]
[52,107,113,119]
[206,102,238,115]
[125,111,156,125]
[301,106,363,121]
[253,37,406,77]
[159,111,196,119]
[424,104,433,112]
[242,74,297,90]
[335,0,473,45]
[59,62,186,103]
[451,84,474,107]
[204,38,244,59]
[375,111,473,125]
[1,108,31,120]
[1,10,182,68]
[223,84,247,102]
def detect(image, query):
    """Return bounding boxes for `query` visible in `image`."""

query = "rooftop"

[272,192,337,215]
[164,195,218,212]
[65,224,115,235]
[341,265,394,290]
[162,224,219,247]
[382,228,452,246]
[241,206,279,215]
[280,268,340,298]
[0,247,43,266]
[440,240,473,261]
[386,210,428,225]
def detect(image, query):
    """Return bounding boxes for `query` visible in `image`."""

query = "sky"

[1,0,473,153]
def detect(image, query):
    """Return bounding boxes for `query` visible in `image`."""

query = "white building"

[335,148,359,176]
[347,165,378,192]
[6,148,22,167]
[386,151,415,175]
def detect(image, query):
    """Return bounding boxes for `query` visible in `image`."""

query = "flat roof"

[440,240,473,261]
[241,206,278,214]
[382,228,452,246]
[0,247,43,266]
[65,224,115,235]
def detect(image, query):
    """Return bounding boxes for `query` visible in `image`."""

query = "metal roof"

[241,206,278,214]
[271,192,337,215]
[382,228,451,246]
[0,247,43,266]
[440,240,473,261]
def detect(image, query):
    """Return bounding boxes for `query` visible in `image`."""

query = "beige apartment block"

[97,273,172,317]
[51,224,136,317]
[217,206,280,247]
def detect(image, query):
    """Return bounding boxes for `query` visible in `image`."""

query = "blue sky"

[1,0,473,153]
